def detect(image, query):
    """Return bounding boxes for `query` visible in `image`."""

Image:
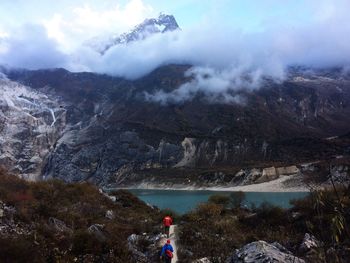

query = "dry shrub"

[0,168,161,263]
[196,203,223,218]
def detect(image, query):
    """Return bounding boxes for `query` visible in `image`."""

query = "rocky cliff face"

[0,75,66,180]
[2,66,350,186]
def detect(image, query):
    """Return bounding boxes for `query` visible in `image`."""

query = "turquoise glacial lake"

[129,189,309,214]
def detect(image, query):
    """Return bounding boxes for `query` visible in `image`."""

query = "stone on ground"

[226,240,305,263]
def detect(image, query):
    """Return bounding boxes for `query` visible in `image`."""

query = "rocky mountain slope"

[87,13,180,54]
[0,74,65,180]
[1,66,350,187]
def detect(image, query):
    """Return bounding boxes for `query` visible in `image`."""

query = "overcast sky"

[0,0,345,51]
[1,0,350,94]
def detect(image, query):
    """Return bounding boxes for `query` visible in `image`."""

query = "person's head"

[167,239,171,244]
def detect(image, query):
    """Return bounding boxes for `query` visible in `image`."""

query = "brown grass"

[0,167,161,262]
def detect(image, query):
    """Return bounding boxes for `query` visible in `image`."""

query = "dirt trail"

[169,225,178,262]
[160,225,178,262]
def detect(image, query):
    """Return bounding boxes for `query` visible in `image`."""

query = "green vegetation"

[208,192,246,210]
[1,165,349,263]
[229,191,245,209]
[0,168,161,263]
[178,188,350,263]
[208,194,230,207]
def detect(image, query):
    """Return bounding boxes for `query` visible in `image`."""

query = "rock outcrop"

[329,164,349,184]
[0,77,65,180]
[226,241,305,263]
[299,233,321,253]
[0,200,30,236]
[276,165,299,176]
[88,224,106,241]
[255,167,278,183]
[194,258,212,263]
[232,165,301,185]
[127,233,164,263]
[48,217,72,234]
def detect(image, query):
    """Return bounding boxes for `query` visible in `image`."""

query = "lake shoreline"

[125,189,310,213]
[107,175,312,193]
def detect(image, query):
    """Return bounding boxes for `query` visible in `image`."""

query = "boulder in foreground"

[226,240,305,263]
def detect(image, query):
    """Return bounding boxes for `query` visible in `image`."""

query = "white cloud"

[43,0,155,52]
[144,66,261,105]
[0,26,9,54]
[0,28,8,38]
[1,0,350,104]
[0,24,67,69]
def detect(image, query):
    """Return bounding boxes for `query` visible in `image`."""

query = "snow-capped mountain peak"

[87,13,180,54]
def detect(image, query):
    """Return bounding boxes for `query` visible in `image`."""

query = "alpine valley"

[1,62,349,189]
[0,9,350,263]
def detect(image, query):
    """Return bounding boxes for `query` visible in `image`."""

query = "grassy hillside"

[0,165,349,263]
[0,168,162,263]
[178,187,350,263]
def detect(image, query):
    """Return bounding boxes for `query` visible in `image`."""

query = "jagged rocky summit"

[88,13,180,54]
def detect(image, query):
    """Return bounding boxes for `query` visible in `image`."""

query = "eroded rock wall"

[0,77,66,180]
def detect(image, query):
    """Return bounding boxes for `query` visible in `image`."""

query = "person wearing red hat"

[162,215,173,238]
[160,239,174,263]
